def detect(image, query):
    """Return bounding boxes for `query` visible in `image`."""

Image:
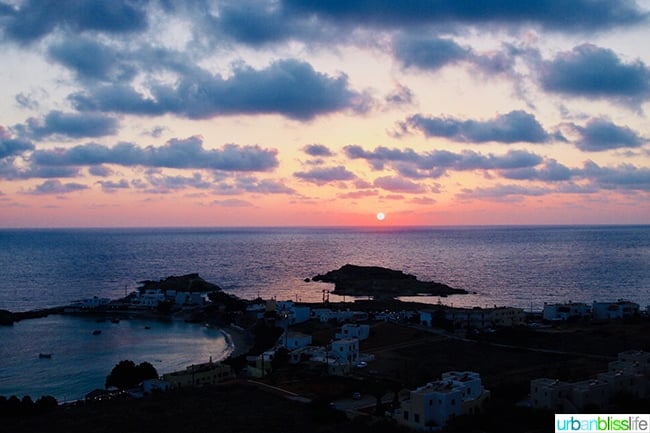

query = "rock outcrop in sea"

[312,264,467,299]
[137,273,222,293]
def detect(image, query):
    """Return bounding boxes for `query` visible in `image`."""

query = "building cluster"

[130,288,207,308]
[531,350,650,412]
[542,300,641,321]
[393,371,490,431]
[419,305,525,330]
[246,319,374,377]
[161,360,235,388]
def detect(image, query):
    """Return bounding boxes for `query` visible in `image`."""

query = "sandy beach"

[221,324,254,358]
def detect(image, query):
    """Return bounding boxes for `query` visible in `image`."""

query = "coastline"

[221,324,254,359]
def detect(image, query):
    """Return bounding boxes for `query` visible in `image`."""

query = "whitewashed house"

[336,323,370,341]
[542,302,591,321]
[394,371,490,430]
[592,300,639,320]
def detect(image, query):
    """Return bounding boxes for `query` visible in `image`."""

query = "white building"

[331,338,359,365]
[530,378,574,412]
[71,296,111,309]
[420,306,524,330]
[592,300,639,320]
[542,302,591,321]
[336,323,370,341]
[531,351,650,412]
[394,371,490,430]
[281,331,312,350]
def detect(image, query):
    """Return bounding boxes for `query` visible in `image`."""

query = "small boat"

[39,353,52,359]
[110,318,120,324]
[144,326,151,330]
[92,329,102,335]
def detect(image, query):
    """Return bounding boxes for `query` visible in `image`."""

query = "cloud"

[501,159,573,181]
[403,111,551,144]
[1,127,34,158]
[236,177,296,194]
[47,38,134,81]
[15,93,39,110]
[70,59,369,121]
[145,172,212,193]
[393,36,469,71]
[580,161,650,191]
[97,179,130,193]
[27,179,88,195]
[344,145,543,178]
[17,111,119,139]
[458,184,551,201]
[1,0,148,43]
[540,44,650,104]
[373,176,426,193]
[293,166,356,184]
[337,190,379,199]
[569,118,647,152]
[32,137,279,172]
[384,83,415,106]
[210,199,254,207]
[282,0,647,32]
[303,144,334,157]
[88,165,113,177]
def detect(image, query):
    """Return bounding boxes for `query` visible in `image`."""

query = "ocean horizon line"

[1,223,649,231]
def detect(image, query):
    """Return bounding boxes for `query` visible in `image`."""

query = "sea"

[1,225,649,401]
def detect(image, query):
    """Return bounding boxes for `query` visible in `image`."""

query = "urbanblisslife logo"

[555,415,650,432]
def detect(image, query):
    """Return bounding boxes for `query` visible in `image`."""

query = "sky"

[1,0,650,227]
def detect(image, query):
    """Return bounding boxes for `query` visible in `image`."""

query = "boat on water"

[38,353,52,359]
[92,329,102,335]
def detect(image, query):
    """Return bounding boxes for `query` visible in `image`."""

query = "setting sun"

[376,212,385,221]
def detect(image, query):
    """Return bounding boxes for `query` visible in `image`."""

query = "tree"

[106,360,159,390]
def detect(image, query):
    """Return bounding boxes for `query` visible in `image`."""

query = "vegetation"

[0,395,58,418]
[105,360,159,390]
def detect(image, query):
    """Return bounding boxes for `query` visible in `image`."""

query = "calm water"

[1,225,649,400]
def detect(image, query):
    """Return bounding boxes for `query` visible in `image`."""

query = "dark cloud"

[282,0,647,32]
[540,44,650,103]
[403,111,551,144]
[501,159,573,181]
[393,36,468,70]
[97,179,130,193]
[1,127,34,158]
[293,166,356,184]
[145,172,212,193]
[392,35,521,81]
[33,137,279,172]
[303,144,334,157]
[344,145,543,179]
[70,59,369,121]
[15,93,39,110]
[384,83,415,106]
[27,179,88,195]
[570,118,647,152]
[580,161,650,191]
[18,111,119,139]
[1,0,148,43]
[373,176,426,193]
[48,38,134,81]
[88,165,113,177]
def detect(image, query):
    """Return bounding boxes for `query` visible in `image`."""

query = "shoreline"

[221,324,254,359]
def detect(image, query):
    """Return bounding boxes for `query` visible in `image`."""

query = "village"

[49,272,650,433]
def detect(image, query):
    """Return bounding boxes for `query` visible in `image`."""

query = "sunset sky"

[1,0,650,227]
